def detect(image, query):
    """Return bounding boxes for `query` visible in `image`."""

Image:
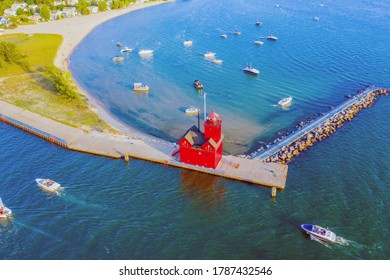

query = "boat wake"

[310,234,368,259]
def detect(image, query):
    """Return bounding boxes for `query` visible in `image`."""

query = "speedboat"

[220,34,228,39]
[255,40,264,46]
[278,96,292,107]
[301,224,337,243]
[116,42,123,47]
[185,106,200,115]
[120,47,133,53]
[313,16,320,21]
[243,65,260,75]
[138,49,153,56]
[203,51,216,58]
[133,83,150,92]
[183,40,193,46]
[233,30,241,35]
[112,56,124,62]
[193,80,203,89]
[35,178,62,193]
[256,20,263,26]
[0,198,12,219]
[212,59,223,64]
[267,34,278,41]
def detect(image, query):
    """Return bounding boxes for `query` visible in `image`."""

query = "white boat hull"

[278,97,292,107]
[35,178,61,193]
[0,207,12,219]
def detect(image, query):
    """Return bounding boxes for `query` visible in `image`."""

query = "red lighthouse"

[178,109,223,169]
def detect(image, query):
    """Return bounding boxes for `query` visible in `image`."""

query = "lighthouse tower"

[178,109,224,169]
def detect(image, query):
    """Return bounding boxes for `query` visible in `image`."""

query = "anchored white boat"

[185,106,200,115]
[138,49,154,56]
[35,178,62,193]
[220,34,228,39]
[204,51,216,58]
[256,20,263,26]
[0,198,12,219]
[112,56,124,62]
[183,40,193,46]
[243,65,260,75]
[267,34,278,41]
[278,96,292,107]
[233,30,241,35]
[313,16,320,21]
[133,83,150,92]
[301,224,337,243]
[120,47,133,53]
[212,59,223,64]
[255,40,264,46]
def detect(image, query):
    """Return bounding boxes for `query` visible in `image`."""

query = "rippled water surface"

[1,0,389,259]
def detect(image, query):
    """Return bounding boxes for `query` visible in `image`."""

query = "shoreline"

[5,0,173,144]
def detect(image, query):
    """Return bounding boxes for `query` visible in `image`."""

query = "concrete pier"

[0,100,288,189]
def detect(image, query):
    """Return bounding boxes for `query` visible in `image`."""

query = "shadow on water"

[180,169,226,212]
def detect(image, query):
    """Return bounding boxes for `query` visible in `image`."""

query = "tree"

[40,5,50,21]
[98,1,108,12]
[0,40,29,69]
[77,0,91,15]
[16,8,25,16]
[46,66,81,100]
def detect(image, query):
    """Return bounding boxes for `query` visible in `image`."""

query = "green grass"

[0,33,116,133]
[0,33,63,76]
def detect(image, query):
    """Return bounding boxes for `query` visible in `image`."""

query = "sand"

[6,1,169,71]
[5,1,172,142]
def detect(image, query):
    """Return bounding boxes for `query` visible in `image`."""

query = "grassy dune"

[0,33,115,132]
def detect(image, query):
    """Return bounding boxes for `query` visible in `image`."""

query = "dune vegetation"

[0,33,115,132]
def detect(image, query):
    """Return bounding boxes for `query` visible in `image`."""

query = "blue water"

[1,0,389,259]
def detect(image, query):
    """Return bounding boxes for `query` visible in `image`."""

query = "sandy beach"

[6,1,170,71]
[5,0,172,142]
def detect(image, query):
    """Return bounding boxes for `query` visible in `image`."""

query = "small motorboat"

[233,30,241,35]
[35,178,62,193]
[120,47,133,53]
[185,106,200,115]
[203,51,216,58]
[112,56,124,62]
[243,65,260,75]
[183,40,193,46]
[138,49,154,56]
[255,20,263,26]
[301,224,337,243]
[313,16,320,21]
[278,96,292,107]
[220,34,228,39]
[0,198,12,219]
[193,80,203,89]
[267,34,278,41]
[255,40,264,46]
[133,83,150,92]
[116,42,123,47]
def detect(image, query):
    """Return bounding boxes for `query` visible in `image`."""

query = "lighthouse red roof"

[208,109,220,120]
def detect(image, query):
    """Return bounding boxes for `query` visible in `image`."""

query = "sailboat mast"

[203,92,207,121]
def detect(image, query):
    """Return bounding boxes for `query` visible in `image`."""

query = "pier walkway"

[0,100,288,189]
[252,86,380,161]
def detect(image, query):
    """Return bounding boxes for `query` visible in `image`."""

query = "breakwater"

[252,86,389,163]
